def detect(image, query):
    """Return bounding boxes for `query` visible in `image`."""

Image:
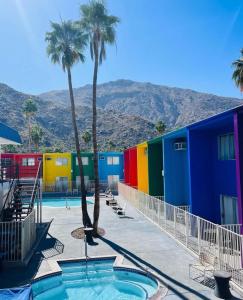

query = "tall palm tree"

[232,49,243,91]
[155,121,166,134]
[22,98,37,152]
[31,125,43,152]
[80,0,120,235]
[45,21,92,227]
[82,131,91,151]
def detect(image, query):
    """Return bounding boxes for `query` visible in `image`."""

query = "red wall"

[129,147,137,188]
[124,149,130,184]
[14,153,42,178]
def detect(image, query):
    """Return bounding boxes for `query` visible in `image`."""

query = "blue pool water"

[39,197,93,207]
[32,259,158,299]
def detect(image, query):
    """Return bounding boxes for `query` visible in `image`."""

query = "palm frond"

[45,20,87,71]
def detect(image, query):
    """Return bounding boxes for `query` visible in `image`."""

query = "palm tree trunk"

[92,42,100,235]
[67,67,92,227]
[28,118,31,152]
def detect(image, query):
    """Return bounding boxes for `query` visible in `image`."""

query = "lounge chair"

[115,204,127,216]
[106,196,117,206]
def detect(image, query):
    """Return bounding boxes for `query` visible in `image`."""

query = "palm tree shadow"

[99,236,231,300]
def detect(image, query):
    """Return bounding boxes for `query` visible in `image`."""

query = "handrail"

[0,179,16,220]
[29,161,42,208]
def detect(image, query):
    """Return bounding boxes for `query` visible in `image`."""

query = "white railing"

[220,224,242,234]
[118,182,243,289]
[43,179,120,193]
[0,210,36,262]
[21,210,36,261]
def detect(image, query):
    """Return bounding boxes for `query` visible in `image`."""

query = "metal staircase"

[1,162,42,222]
[0,161,42,263]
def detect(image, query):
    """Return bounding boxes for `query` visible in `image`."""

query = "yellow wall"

[137,142,149,193]
[43,153,72,191]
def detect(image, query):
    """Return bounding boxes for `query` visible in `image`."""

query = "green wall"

[148,138,164,196]
[71,153,94,181]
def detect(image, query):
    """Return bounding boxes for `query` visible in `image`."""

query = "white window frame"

[218,133,235,160]
[220,194,238,224]
[56,157,68,166]
[22,158,35,166]
[107,156,120,165]
[76,157,89,166]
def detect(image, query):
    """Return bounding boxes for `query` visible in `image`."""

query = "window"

[220,195,238,224]
[76,176,89,188]
[55,176,68,192]
[108,175,119,188]
[56,158,68,166]
[22,158,35,166]
[218,133,235,160]
[76,157,89,166]
[1,158,12,167]
[107,156,120,165]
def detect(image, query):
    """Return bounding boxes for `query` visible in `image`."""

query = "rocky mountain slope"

[0,80,241,152]
[40,79,242,128]
[0,83,156,151]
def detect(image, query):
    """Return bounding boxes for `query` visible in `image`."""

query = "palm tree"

[80,0,120,235]
[155,121,166,134]
[232,49,243,91]
[22,98,37,152]
[45,20,92,227]
[31,125,43,152]
[82,131,91,150]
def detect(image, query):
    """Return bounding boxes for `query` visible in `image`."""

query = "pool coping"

[32,255,167,299]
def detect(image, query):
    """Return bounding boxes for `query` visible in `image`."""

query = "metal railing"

[0,210,36,262]
[118,182,243,289]
[220,224,242,234]
[43,179,120,194]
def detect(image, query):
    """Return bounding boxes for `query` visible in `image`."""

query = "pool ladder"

[65,198,70,210]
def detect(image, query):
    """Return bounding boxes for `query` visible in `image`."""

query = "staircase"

[1,179,38,222]
[0,162,41,263]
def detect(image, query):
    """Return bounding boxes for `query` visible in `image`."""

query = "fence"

[0,210,36,262]
[43,179,120,194]
[118,182,243,289]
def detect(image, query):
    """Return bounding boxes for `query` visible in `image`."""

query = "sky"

[0,0,243,98]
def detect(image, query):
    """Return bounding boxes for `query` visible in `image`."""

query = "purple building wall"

[234,111,243,228]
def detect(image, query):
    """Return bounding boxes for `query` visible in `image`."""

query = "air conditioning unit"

[174,141,187,151]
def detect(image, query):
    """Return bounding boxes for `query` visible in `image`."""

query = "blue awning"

[0,123,21,145]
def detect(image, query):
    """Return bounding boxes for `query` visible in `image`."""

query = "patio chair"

[115,204,127,216]
[189,251,218,285]
[106,197,117,206]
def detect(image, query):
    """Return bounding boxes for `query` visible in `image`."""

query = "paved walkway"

[1,196,241,299]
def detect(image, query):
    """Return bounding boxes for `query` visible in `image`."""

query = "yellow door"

[137,142,149,193]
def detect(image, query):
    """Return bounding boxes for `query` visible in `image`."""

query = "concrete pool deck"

[0,196,241,299]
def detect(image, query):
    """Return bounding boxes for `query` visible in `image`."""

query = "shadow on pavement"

[99,236,242,300]
[0,232,64,289]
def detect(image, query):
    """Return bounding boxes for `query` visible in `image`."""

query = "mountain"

[40,79,242,128]
[0,80,242,152]
[0,82,156,152]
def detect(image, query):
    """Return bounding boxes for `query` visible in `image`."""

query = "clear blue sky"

[0,0,243,97]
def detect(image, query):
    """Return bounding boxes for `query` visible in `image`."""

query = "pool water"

[39,197,93,207]
[32,259,158,300]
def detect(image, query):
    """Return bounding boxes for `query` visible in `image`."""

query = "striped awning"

[0,122,21,145]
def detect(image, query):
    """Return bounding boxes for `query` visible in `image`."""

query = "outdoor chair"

[114,204,127,216]
[189,251,218,285]
[106,197,117,206]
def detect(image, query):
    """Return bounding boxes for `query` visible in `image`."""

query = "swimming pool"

[40,197,93,207]
[32,258,159,299]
